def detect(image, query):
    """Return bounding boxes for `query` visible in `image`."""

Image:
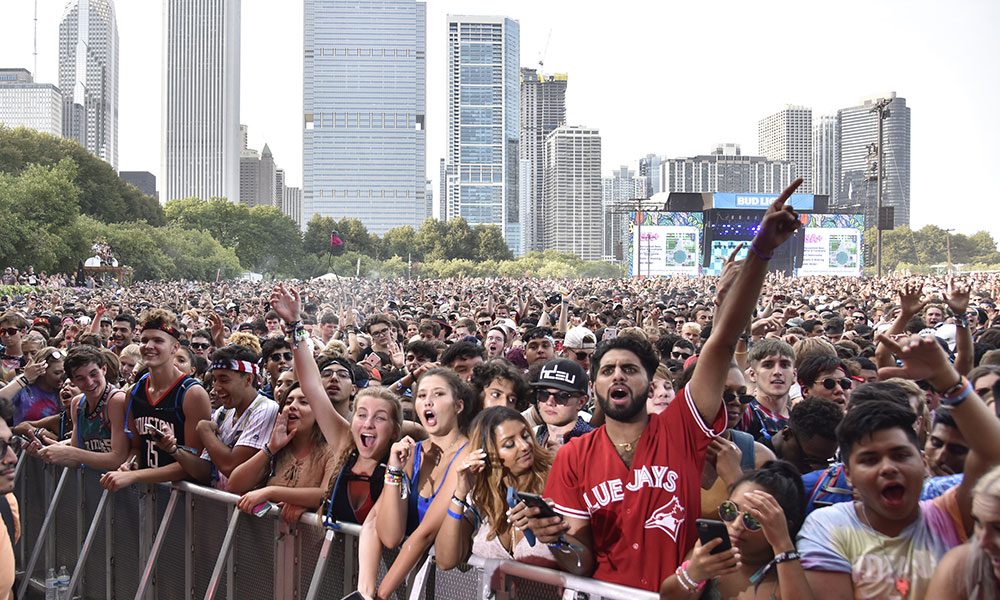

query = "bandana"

[142,323,180,340]
[210,359,260,378]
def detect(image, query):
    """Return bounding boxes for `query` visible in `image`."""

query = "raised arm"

[944,278,973,376]
[873,282,926,370]
[270,284,352,451]
[877,332,1000,534]
[690,179,803,422]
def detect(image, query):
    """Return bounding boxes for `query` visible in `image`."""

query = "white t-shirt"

[202,394,279,490]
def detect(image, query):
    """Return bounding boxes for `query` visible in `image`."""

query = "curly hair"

[468,407,553,541]
[470,359,530,411]
[788,397,843,441]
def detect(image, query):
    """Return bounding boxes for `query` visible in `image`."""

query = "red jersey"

[544,385,725,591]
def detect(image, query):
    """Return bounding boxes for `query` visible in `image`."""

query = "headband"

[210,359,260,378]
[142,323,180,340]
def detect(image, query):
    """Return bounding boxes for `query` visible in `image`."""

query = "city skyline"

[1,0,998,239]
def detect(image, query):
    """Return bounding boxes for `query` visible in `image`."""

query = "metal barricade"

[13,455,658,600]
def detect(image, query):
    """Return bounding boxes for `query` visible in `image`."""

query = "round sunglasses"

[718,500,761,531]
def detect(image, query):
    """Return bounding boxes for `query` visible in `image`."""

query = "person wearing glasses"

[0,311,29,376]
[0,420,24,600]
[670,339,696,363]
[797,355,852,411]
[259,337,294,400]
[660,460,814,600]
[365,314,403,368]
[0,347,64,426]
[188,329,214,361]
[561,326,597,374]
[528,358,594,452]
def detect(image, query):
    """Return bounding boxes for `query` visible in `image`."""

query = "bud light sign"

[713,193,814,211]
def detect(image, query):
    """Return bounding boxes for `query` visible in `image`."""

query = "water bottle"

[56,565,70,599]
[44,567,57,600]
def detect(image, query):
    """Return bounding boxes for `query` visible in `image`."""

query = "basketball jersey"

[127,373,201,469]
[75,385,118,453]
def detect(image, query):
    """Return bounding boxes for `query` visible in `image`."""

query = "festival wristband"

[446,508,464,521]
[749,242,773,261]
[940,378,973,407]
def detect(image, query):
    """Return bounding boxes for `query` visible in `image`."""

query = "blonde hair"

[226,332,262,355]
[792,337,837,366]
[681,322,701,336]
[321,339,349,360]
[967,466,1000,598]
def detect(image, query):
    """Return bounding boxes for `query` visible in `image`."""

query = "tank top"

[408,441,467,526]
[126,372,201,469]
[75,385,118,453]
[323,451,388,526]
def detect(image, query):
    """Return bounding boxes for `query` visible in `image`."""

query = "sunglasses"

[820,377,853,391]
[0,435,27,457]
[0,328,20,336]
[719,500,761,531]
[573,350,593,361]
[191,342,211,350]
[535,389,580,405]
[723,390,754,405]
[671,351,692,359]
[478,321,492,327]
[269,352,293,362]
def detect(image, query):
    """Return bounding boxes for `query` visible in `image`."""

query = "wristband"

[773,551,801,564]
[955,316,970,329]
[940,378,974,407]
[282,320,302,334]
[263,444,276,460]
[749,242,773,261]
[680,560,707,590]
[446,508,464,521]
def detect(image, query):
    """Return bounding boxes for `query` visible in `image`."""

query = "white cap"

[564,326,597,350]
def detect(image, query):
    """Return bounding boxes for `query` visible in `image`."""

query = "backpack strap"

[730,429,756,471]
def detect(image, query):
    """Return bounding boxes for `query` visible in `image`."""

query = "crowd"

[2,180,1000,599]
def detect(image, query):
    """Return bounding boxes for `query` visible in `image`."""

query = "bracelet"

[748,241,773,261]
[773,550,801,564]
[16,376,28,389]
[283,321,302,334]
[446,508,464,521]
[263,444,276,460]
[679,560,706,590]
[675,564,701,593]
[934,375,966,396]
[940,378,974,408]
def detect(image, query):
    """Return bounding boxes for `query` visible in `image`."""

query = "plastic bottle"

[44,567,57,600]
[56,565,70,600]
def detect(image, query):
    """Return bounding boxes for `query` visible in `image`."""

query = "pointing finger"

[771,178,804,209]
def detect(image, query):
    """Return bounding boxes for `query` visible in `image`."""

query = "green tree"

[382,225,419,260]
[0,159,81,272]
[474,224,513,261]
[415,218,450,261]
[0,126,165,225]
[303,215,338,256]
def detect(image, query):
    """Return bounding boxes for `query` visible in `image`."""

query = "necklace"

[607,430,642,453]
[427,436,463,466]
[859,502,911,597]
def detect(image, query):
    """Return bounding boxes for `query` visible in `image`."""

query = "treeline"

[864,226,1000,273]
[0,127,619,281]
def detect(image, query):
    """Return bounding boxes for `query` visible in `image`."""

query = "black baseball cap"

[530,358,589,394]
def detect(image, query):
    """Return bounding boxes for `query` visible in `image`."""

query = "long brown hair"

[468,406,552,541]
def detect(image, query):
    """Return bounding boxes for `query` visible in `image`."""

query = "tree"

[415,218,450,261]
[382,225,419,260]
[474,224,513,261]
[0,126,165,225]
[0,159,81,272]
[303,215,339,256]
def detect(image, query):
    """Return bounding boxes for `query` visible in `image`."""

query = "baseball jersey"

[544,385,725,591]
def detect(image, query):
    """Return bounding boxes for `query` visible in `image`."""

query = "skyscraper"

[520,68,567,253]
[283,186,302,226]
[303,0,427,235]
[0,69,62,137]
[543,126,602,260]
[444,15,520,253]
[639,154,662,196]
[663,144,796,194]
[837,93,911,226]
[161,0,240,203]
[258,144,276,207]
[602,165,647,260]
[813,115,838,201]
[758,106,812,193]
[58,0,118,168]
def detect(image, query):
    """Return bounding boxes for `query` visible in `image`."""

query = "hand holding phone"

[696,519,732,554]
[144,423,166,441]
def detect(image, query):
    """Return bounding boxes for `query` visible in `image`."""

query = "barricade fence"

[13,453,659,600]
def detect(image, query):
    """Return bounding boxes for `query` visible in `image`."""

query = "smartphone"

[143,423,166,440]
[515,491,560,520]
[696,519,732,555]
[252,501,277,517]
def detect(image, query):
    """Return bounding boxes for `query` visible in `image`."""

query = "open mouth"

[422,409,438,428]
[880,482,906,506]
[359,433,377,449]
[609,386,630,403]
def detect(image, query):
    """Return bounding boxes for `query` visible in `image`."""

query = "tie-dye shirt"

[797,487,966,599]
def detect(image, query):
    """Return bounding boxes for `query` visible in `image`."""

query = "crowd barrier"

[13,453,659,600]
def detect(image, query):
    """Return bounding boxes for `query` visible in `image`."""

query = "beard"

[596,384,650,422]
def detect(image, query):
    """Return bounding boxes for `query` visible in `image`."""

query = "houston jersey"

[127,373,201,469]
[544,385,725,591]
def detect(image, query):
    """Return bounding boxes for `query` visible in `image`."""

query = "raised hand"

[268,411,294,452]
[269,284,301,324]
[944,277,971,317]
[897,281,927,317]
[684,539,742,583]
[388,436,416,469]
[876,333,958,391]
[454,448,486,498]
[752,178,803,255]
[714,244,745,308]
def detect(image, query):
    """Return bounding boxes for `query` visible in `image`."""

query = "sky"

[3,0,999,239]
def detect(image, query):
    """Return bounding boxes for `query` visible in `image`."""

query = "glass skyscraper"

[444,15,520,253]
[303,0,427,235]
